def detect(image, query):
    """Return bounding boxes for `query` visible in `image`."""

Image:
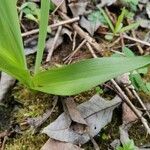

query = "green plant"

[100,7,139,40]
[116,140,136,150]
[19,2,40,23]
[0,0,149,96]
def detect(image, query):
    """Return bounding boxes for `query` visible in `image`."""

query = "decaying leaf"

[136,17,150,29]
[0,72,15,102]
[65,98,87,125]
[97,0,116,7]
[41,139,83,150]
[80,16,101,36]
[69,2,88,17]
[122,103,140,125]
[43,95,121,145]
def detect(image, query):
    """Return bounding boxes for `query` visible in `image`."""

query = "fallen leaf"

[122,103,139,125]
[65,98,87,125]
[80,16,101,36]
[69,2,88,17]
[42,95,121,145]
[41,139,83,150]
[97,0,116,7]
[136,17,150,29]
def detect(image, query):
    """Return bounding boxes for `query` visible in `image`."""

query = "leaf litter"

[42,95,121,145]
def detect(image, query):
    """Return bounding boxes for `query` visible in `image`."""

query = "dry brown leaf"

[41,139,83,150]
[122,103,140,125]
[69,2,88,17]
[65,98,87,125]
[43,95,121,145]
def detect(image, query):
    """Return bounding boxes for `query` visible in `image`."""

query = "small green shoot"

[100,7,139,40]
[19,2,40,23]
[116,139,136,150]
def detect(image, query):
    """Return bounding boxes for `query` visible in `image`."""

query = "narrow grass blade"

[114,7,126,34]
[34,0,50,74]
[33,57,150,95]
[100,8,115,32]
[120,22,139,33]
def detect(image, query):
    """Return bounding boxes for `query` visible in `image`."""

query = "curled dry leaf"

[42,95,121,145]
[41,139,83,150]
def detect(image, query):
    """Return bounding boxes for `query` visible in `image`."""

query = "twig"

[86,42,97,58]
[21,17,79,37]
[87,44,150,134]
[64,39,87,63]
[131,89,150,119]
[58,11,104,55]
[123,34,150,47]
[72,31,77,51]
[98,32,150,47]
[51,0,65,15]
[1,136,7,150]
[111,79,150,134]
[46,26,62,62]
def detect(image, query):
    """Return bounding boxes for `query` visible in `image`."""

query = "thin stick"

[131,89,150,119]
[72,31,77,51]
[51,0,65,15]
[86,42,97,58]
[21,17,80,37]
[99,32,150,47]
[87,44,150,134]
[111,79,150,134]
[58,11,104,55]
[123,34,150,47]
[64,39,87,63]
[46,26,62,62]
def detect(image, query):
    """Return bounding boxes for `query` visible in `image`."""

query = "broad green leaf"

[34,0,50,74]
[33,57,150,95]
[0,53,32,87]
[0,0,27,69]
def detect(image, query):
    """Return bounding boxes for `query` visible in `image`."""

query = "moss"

[129,122,150,146]
[5,132,48,150]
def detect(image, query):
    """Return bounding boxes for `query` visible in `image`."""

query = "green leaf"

[33,57,150,95]
[114,7,126,33]
[34,0,50,74]
[100,8,115,32]
[122,47,135,57]
[0,0,27,69]
[130,72,149,94]
[117,139,135,150]
[120,22,139,33]
[88,10,107,25]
